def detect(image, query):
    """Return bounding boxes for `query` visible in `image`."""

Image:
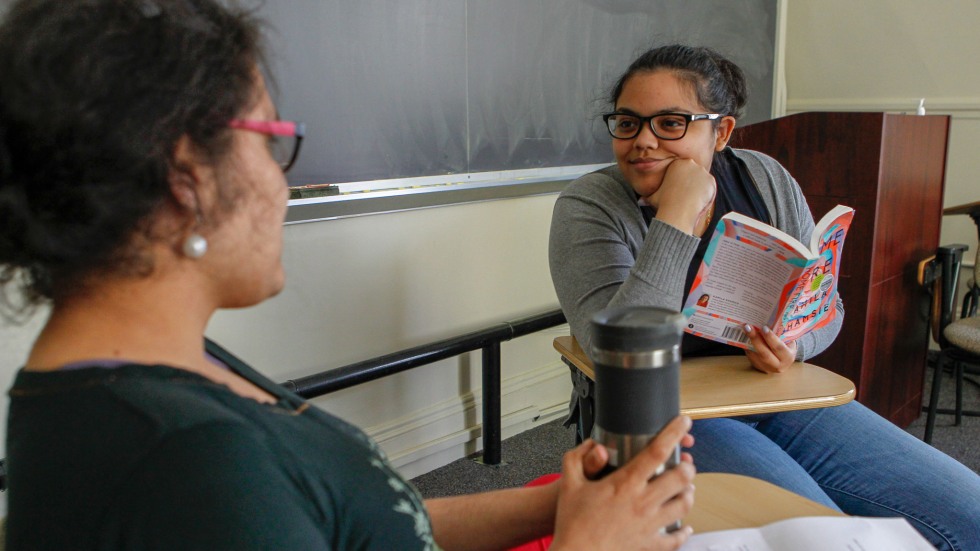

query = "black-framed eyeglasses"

[602,112,722,140]
[228,119,306,173]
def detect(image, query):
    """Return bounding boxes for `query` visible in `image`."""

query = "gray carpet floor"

[412,365,980,498]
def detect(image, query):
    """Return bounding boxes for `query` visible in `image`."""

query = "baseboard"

[364,360,571,479]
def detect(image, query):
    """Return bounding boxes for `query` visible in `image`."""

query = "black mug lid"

[591,306,684,353]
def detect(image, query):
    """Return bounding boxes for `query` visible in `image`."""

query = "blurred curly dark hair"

[0,0,266,318]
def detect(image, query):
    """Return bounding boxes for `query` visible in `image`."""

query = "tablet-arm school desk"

[687,472,844,533]
[943,200,980,242]
[510,472,842,549]
[554,336,856,442]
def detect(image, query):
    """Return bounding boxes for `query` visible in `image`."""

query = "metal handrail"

[280,309,566,465]
[0,309,567,491]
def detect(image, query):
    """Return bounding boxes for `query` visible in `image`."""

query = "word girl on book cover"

[682,205,855,349]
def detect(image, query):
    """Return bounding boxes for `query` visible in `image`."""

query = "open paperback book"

[682,204,855,349]
[679,515,935,551]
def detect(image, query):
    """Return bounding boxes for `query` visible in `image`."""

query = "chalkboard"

[256,0,778,189]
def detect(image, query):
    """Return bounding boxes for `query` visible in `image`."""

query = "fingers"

[559,440,592,485]
[655,159,716,234]
[624,462,696,549]
[552,417,697,550]
[639,460,696,509]
[743,325,795,373]
[582,441,610,479]
[618,416,692,481]
[655,525,695,551]
[560,439,608,485]
[563,416,690,485]
[680,433,694,464]
[787,341,799,360]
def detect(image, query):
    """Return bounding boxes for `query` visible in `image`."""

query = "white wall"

[206,194,573,476]
[783,1,980,271]
[0,193,573,481]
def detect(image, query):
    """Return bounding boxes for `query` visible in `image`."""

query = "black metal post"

[274,309,566,467]
[282,309,566,399]
[481,341,502,465]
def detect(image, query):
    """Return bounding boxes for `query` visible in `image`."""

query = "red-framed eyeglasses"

[228,119,306,173]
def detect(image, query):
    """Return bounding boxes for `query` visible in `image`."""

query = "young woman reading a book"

[0,2,698,549]
[548,44,980,550]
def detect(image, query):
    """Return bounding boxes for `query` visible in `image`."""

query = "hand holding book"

[682,205,855,350]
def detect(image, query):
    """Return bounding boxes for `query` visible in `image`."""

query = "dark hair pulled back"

[609,44,748,120]
[0,0,265,314]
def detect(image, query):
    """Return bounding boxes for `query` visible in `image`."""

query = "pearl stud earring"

[182,233,208,259]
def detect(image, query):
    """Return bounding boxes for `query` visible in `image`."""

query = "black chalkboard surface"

[257,0,778,189]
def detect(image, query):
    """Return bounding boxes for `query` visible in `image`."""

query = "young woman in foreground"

[549,44,980,551]
[0,2,695,549]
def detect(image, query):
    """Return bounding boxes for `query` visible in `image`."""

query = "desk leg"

[561,359,595,444]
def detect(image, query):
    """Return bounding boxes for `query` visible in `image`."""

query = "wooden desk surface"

[688,473,843,532]
[554,336,855,419]
[943,200,980,217]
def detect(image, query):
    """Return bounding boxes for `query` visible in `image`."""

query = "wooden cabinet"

[734,112,950,426]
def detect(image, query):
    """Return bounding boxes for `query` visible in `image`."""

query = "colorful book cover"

[682,205,854,350]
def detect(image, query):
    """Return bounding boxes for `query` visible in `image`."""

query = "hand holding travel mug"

[590,306,684,530]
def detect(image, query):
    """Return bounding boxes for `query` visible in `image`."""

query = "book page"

[680,516,935,551]
[684,206,854,348]
[707,237,794,320]
[683,217,806,349]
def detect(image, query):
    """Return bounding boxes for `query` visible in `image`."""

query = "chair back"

[969,247,980,317]
[975,247,980,287]
[918,245,969,346]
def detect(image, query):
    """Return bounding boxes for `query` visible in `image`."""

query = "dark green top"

[5,351,437,550]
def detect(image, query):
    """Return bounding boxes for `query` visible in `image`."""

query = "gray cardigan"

[549,148,844,360]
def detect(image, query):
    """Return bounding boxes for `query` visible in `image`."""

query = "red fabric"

[525,473,561,487]
[506,474,561,551]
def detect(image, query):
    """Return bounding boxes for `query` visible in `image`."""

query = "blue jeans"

[688,401,980,551]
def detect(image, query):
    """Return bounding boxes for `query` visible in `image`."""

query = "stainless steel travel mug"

[591,306,683,476]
